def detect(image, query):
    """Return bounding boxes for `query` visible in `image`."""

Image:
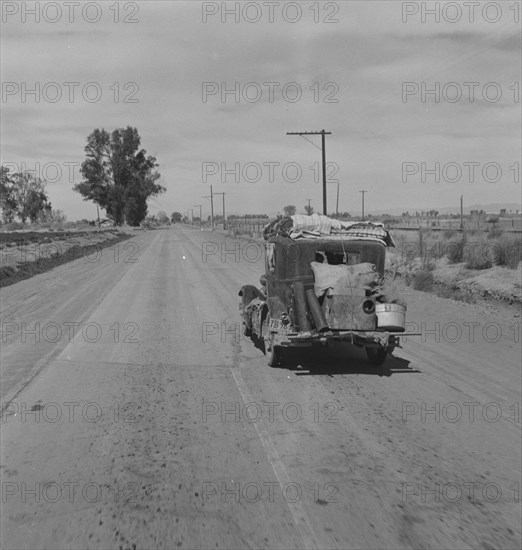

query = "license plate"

[269,318,286,332]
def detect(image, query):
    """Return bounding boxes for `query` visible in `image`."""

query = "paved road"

[1,226,520,549]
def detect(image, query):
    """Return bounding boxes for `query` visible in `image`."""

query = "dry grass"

[389,228,521,303]
[392,229,521,271]
[412,269,435,292]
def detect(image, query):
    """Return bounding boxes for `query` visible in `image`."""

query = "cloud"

[1,1,520,218]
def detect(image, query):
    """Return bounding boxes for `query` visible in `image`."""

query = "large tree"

[0,166,17,222]
[75,127,164,226]
[1,168,52,223]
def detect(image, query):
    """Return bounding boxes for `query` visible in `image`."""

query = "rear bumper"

[277,330,419,348]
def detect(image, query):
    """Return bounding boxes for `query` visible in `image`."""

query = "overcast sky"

[1,1,521,220]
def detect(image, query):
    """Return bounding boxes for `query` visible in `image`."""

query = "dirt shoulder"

[0,228,136,288]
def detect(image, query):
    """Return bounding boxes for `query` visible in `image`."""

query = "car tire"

[267,337,282,368]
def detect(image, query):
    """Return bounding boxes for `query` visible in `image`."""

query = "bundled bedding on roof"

[263,214,395,247]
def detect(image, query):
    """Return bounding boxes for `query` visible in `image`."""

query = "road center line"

[229,364,322,550]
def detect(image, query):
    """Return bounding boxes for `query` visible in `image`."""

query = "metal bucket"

[375,303,406,332]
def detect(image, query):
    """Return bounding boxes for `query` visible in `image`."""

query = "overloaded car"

[239,214,409,368]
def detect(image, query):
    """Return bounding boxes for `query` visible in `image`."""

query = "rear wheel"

[365,346,388,366]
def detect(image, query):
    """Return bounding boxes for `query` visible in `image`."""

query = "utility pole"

[336,182,339,216]
[359,190,367,221]
[202,185,215,230]
[287,130,332,215]
[194,204,202,226]
[305,198,312,214]
[210,185,214,229]
[190,208,194,225]
[460,195,464,230]
[214,192,226,229]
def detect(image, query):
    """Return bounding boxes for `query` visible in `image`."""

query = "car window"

[265,242,275,273]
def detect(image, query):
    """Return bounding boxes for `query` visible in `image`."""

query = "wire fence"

[225,216,522,236]
[387,217,522,233]
[225,218,269,238]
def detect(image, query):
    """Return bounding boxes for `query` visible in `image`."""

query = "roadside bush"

[494,236,521,269]
[0,266,16,280]
[434,284,475,303]
[447,235,466,263]
[443,229,457,239]
[413,269,434,291]
[465,251,492,270]
[488,226,503,239]
[417,227,428,250]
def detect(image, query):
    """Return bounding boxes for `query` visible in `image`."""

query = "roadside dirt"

[0,228,136,287]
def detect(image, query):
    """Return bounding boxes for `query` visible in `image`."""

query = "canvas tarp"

[310,261,381,297]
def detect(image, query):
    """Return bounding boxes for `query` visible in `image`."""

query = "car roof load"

[263,214,395,247]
